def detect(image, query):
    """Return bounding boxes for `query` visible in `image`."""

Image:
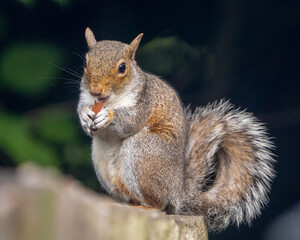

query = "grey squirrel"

[77,28,275,231]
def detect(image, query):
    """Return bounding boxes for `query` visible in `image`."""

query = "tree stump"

[0,164,208,240]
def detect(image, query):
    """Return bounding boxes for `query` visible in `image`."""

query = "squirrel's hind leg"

[119,131,184,212]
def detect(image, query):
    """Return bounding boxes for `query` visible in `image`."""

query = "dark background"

[0,0,299,239]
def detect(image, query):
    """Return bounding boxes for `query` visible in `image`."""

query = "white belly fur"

[92,129,123,193]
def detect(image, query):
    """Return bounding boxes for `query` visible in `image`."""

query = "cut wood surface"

[0,164,208,240]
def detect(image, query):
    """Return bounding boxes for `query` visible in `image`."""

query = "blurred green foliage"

[0,111,59,166]
[18,0,35,7]
[0,1,96,188]
[0,0,212,192]
[35,106,80,144]
[18,0,71,7]
[0,43,64,96]
[138,36,198,77]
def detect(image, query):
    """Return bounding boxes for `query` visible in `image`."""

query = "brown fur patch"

[187,111,255,205]
[215,131,254,201]
[186,117,225,186]
[113,174,132,199]
[98,157,138,203]
[139,182,163,208]
[137,157,167,209]
[108,109,114,123]
[148,107,177,142]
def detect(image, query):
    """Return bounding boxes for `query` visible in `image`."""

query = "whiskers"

[47,61,83,93]
[49,62,82,79]
[72,51,85,61]
[48,52,86,93]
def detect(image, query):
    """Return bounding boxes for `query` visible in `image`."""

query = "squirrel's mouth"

[98,96,110,103]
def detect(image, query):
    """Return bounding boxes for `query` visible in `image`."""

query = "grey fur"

[182,100,275,231]
[77,36,275,232]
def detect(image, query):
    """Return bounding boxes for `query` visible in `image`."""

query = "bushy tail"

[182,100,275,231]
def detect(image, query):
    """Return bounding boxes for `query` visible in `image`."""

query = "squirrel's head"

[83,27,143,101]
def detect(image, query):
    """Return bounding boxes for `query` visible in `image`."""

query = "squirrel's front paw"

[91,108,114,132]
[79,106,95,136]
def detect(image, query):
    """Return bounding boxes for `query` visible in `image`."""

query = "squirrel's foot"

[79,106,95,136]
[91,108,113,132]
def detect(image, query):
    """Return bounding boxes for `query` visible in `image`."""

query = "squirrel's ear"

[128,33,143,60]
[85,27,97,48]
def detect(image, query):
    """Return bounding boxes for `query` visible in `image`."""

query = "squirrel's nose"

[89,86,103,97]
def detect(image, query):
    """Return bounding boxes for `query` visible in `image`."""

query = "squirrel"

[77,27,275,231]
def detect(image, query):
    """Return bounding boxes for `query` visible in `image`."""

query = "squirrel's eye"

[118,62,126,74]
